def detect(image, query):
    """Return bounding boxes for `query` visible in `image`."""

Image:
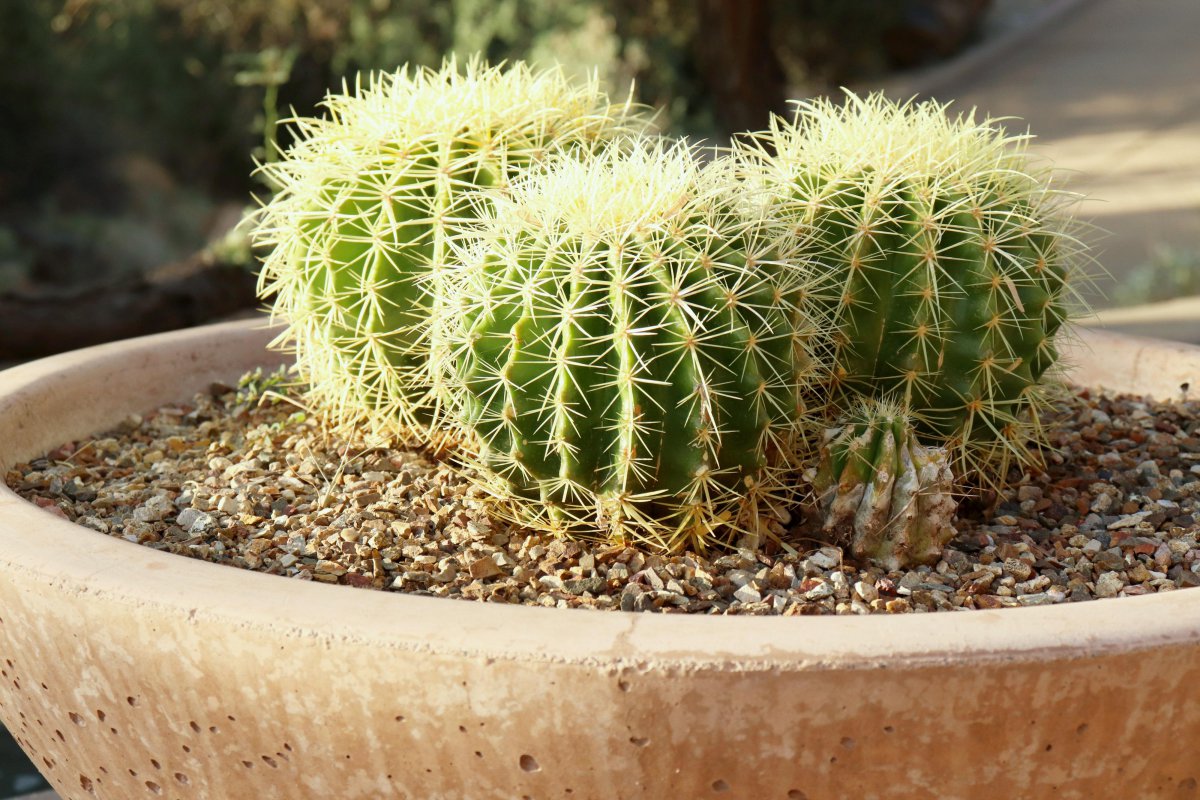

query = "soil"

[7,372,1200,615]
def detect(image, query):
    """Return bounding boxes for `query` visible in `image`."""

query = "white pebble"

[733,584,762,604]
[853,581,878,603]
[804,581,835,601]
[830,571,849,594]
[808,547,841,570]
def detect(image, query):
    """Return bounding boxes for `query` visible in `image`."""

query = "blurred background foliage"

[0,0,991,297]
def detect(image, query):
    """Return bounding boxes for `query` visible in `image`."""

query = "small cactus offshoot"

[810,398,956,570]
[745,92,1090,482]
[253,58,641,441]
[432,141,818,553]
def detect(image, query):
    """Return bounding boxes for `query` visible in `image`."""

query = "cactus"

[432,141,817,553]
[745,92,1089,481]
[252,58,641,440]
[810,398,956,570]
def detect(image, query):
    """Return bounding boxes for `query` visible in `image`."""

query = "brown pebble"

[469,557,503,580]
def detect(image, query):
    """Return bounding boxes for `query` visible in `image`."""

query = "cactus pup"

[809,398,956,570]
[745,92,1089,483]
[432,141,818,553]
[253,59,641,441]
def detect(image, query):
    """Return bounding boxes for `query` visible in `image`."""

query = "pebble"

[808,548,842,570]
[853,580,878,603]
[1095,572,1126,598]
[1109,512,1150,530]
[469,557,502,580]
[727,569,756,588]
[1004,558,1033,581]
[802,580,834,601]
[188,512,217,534]
[565,577,606,596]
[132,495,173,523]
[733,584,763,604]
[11,377,1200,616]
[829,570,849,594]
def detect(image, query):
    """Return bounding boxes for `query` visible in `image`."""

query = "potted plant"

[3,62,1200,799]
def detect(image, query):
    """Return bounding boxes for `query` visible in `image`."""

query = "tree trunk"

[692,0,789,137]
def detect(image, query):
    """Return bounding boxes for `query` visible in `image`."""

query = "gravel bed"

[8,371,1200,615]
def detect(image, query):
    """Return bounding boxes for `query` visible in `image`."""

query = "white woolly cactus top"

[766,92,1045,187]
[268,57,632,177]
[752,91,1095,281]
[489,138,701,237]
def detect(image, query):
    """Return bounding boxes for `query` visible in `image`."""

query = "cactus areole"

[751,93,1087,481]
[434,143,816,552]
[253,59,639,439]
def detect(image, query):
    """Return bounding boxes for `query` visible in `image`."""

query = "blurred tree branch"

[0,253,258,360]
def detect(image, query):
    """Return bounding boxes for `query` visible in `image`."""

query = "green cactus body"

[749,93,1087,479]
[253,59,640,440]
[812,399,956,570]
[434,143,816,552]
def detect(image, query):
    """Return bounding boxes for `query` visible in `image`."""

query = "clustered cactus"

[255,61,1085,567]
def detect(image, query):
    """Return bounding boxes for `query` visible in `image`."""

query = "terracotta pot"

[1,320,1199,800]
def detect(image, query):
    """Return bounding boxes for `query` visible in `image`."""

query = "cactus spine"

[433,142,817,552]
[253,59,641,440]
[811,399,956,570]
[747,93,1087,481]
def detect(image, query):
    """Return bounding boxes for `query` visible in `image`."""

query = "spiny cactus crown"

[432,140,818,553]
[746,92,1091,482]
[252,58,641,442]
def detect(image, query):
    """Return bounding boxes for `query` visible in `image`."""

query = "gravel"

[8,374,1200,615]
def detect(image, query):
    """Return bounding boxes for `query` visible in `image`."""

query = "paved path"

[901,0,1200,310]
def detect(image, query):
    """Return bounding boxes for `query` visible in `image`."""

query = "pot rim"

[2,319,1198,672]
